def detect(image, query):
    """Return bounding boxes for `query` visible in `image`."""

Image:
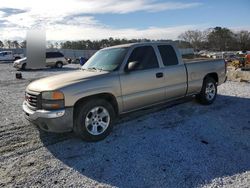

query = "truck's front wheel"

[74,99,115,141]
[197,77,217,105]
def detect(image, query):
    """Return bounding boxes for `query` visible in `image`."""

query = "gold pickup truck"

[23,42,227,141]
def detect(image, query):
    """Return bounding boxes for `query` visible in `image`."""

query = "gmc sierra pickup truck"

[23,42,227,141]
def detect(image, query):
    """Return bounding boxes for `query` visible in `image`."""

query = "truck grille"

[25,92,39,109]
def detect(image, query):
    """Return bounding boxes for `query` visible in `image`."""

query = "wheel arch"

[56,61,63,64]
[73,93,119,119]
[196,72,218,105]
[204,72,218,84]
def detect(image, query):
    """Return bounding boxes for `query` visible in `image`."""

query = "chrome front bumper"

[23,101,65,120]
[23,101,73,133]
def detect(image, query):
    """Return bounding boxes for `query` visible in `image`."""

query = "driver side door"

[119,46,165,112]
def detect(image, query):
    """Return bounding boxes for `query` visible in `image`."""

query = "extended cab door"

[119,45,165,112]
[156,45,187,100]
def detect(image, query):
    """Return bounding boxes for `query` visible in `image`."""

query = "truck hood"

[27,70,108,92]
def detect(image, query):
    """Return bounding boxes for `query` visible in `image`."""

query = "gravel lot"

[0,62,250,188]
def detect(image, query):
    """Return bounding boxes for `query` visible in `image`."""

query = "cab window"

[127,46,159,71]
[158,45,178,66]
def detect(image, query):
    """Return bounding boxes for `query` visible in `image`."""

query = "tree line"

[179,27,250,51]
[1,27,249,51]
[0,40,26,49]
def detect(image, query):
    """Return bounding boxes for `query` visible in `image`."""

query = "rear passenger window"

[55,52,64,57]
[127,46,158,70]
[46,52,64,58]
[158,45,178,66]
[46,52,52,58]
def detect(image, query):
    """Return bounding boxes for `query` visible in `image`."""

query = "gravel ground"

[0,62,250,188]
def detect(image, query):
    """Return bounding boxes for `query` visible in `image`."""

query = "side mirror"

[125,61,140,72]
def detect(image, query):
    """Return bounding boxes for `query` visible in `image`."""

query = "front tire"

[197,77,217,105]
[74,99,115,141]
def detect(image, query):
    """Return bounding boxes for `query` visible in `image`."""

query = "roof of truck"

[105,42,175,49]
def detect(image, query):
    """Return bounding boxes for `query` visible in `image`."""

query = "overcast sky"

[0,0,249,41]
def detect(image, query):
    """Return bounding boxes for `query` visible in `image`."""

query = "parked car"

[13,52,68,70]
[0,51,24,61]
[23,42,227,141]
[46,52,68,68]
[197,50,208,57]
[71,57,88,64]
[65,57,72,64]
[13,57,27,70]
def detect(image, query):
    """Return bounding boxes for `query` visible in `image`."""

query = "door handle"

[156,72,163,78]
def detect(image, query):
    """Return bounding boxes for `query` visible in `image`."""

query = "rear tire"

[55,61,63,68]
[74,99,115,142]
[196,77,217,105]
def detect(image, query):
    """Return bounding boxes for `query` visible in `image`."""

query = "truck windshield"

[82,47,128,71]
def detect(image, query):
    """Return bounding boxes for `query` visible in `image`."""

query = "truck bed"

[184,58,226,95]
[183,57,217,63]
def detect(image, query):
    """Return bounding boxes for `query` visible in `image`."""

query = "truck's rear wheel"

[74,99,115,141]
[55,61,63,68]
[197,77,217,105]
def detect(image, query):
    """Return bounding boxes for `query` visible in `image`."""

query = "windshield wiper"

[87,67,104,71]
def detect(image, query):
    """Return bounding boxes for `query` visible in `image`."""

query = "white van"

[13,52,68,70]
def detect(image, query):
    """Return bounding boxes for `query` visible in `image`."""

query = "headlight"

[42,91,64,100]
[41,91,64,110]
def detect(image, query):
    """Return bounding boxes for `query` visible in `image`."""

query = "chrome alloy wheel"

[205,82,216,101]
[85,106,110,136]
